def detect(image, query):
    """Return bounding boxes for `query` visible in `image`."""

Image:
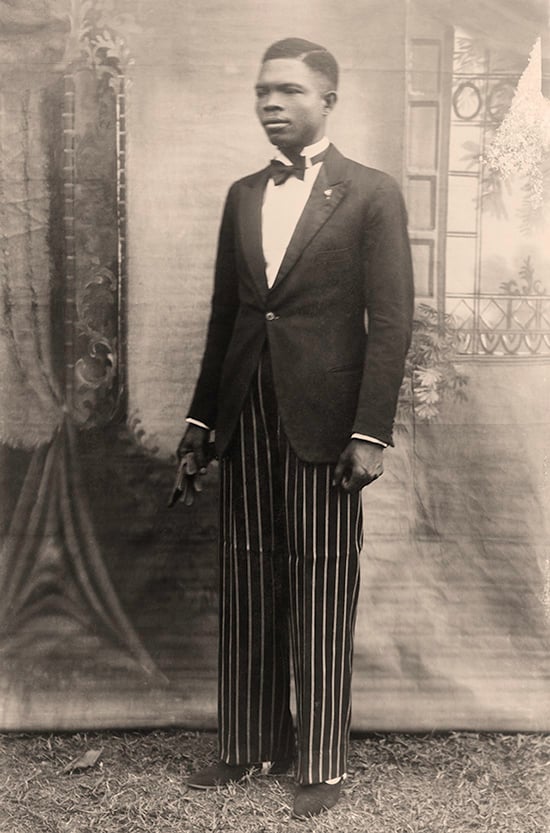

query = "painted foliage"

[0,0,549,730]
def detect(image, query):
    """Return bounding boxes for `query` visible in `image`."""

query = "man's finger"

[185,452,198,476]
[193,443,208,471]
[333,457,346,486]
[343,467,373,493]
[342,471,359,493]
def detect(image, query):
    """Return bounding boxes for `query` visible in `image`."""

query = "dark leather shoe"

[187,758,293,790]
[293,780,342,818]
[267,757,294,776]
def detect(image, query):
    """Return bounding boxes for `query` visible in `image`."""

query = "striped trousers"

[218,353,362,784]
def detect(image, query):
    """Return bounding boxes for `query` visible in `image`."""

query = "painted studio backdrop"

[1,0,549,731]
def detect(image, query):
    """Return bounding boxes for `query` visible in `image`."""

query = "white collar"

[272,136,330,168]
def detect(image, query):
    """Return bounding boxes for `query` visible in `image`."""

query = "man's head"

[255,38,338,156]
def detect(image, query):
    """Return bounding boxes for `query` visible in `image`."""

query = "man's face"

[255,58,335,153]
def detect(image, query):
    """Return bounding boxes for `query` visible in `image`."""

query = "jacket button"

[265,311,277,321]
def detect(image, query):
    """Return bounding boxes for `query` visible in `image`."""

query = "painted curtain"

[1,0,549,731]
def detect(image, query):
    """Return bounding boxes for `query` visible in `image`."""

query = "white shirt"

[187,136,386,448]
[262,136,329,287]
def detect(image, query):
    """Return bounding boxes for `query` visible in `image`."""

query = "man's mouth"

[264,120,290,129]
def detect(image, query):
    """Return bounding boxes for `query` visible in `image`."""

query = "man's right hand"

[177,423,210,474]
[171,424,212,507]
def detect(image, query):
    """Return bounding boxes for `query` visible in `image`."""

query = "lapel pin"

[324,188,333,199]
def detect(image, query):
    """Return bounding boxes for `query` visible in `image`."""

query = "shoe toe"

[293,781,342,818]
[187,761,251,789]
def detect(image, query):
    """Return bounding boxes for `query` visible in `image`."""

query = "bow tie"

[269,158,306,185]
[269,149,328,185]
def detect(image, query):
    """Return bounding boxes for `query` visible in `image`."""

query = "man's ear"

[323,91,337,114]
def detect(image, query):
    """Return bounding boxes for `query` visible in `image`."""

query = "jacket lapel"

[237,146,350,299]
[239,168,270,301]
[271,146,350,289]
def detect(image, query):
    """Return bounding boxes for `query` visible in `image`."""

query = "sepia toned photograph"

[1,0,549,830]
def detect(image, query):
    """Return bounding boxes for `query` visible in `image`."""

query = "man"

[177,37,414,818]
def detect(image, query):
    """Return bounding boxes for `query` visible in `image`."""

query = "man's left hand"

[333,440,384,493]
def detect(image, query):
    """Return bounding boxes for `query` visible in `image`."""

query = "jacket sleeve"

[352,176,414,445]
[187,184,240,429]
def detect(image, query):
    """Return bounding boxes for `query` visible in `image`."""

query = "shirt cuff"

[186,417,210,431]
[351,433,387,447]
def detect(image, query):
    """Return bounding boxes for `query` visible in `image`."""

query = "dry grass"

[1,730,549,833]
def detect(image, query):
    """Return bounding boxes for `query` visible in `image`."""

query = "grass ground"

[1,730,549,833]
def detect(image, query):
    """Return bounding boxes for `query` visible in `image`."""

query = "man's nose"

[262,93,283,110]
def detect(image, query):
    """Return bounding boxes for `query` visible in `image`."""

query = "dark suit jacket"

[188,144,414,463]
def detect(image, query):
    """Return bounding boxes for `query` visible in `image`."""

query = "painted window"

[406,22,550,358]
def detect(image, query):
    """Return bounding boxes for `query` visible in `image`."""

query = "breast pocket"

[328,364,362,375]
[314,247,354,266]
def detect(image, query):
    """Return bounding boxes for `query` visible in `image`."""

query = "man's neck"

[274,136,330,166]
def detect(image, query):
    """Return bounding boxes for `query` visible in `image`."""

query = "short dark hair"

[262,38,339,89]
